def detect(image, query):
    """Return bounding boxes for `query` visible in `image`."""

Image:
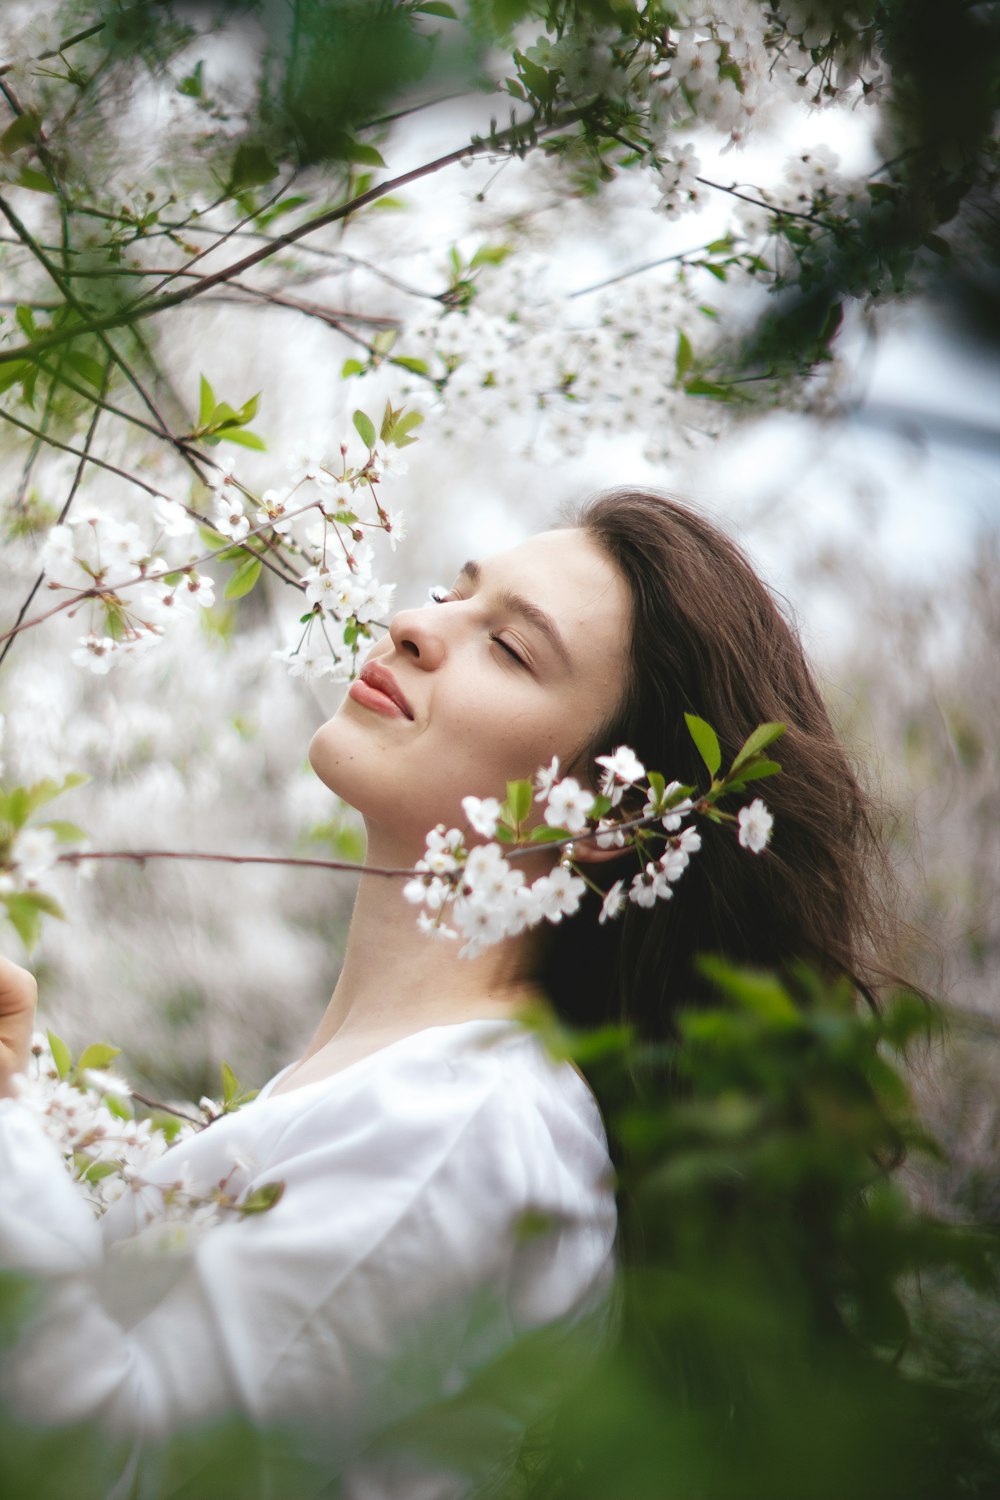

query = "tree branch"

[0,109,588,367]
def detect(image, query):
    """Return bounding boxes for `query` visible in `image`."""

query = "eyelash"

[429,590,527,668]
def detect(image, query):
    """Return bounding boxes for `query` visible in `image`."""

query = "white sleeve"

[0,1060,601,1488]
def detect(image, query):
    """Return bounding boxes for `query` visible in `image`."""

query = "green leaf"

[415,0,458,15]
[0,359,31,395]
[219,427,265,451]
[221,1060,239,1105]
[726,758,781,791]
[228,143,278,193]
[77,1042,122,1072]
[684,713,721,778]
[41,819,87,843]
[327,133,386,168]
[469,244,512,270]
[15,305,36,339]
[0,112,42,154]
[529,825,571,843]
[176,61,204,98]
[341,358,366,378]
[47,1029,73,1079]
[239,1181,285,1215]
[730,721,786,774]
[84,1160,121,1183]
[696,955,801,1025]
[391,356,429,376]
[65,349,105,389]
[389,410,424,447]
[15,167,55,194]
[507,779,533,826]
[379,399,400,443]
[223,555,262,601]
[684,378,745,401]
[353,410,376,449]
[675,331,693,382]
[198,374,215,428]
[5,893,54,949]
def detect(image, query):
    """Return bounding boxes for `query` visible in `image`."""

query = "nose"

[388,604,446,670]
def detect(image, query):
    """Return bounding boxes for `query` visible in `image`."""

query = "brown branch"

[0,109,587,368]
[58,849,409,877]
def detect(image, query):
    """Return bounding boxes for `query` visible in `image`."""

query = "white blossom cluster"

[10,1032,267,1254]
[405,747,773,957]
[519,0,887,161]
[40,500,215,674]
[33,423,410,682]
[398,274,713,465]
[0,825,62,895]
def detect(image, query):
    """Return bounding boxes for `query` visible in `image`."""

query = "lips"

[357,661,414,720]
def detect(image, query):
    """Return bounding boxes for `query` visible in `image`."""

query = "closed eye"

[430,587,528,667]
[489,632,527,667]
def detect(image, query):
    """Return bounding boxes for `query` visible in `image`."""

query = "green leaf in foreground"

[353,409,376,449]
[223,556,262,602]
[684,713,721,778]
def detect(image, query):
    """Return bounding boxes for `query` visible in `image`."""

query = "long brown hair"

[541,489,894,1043]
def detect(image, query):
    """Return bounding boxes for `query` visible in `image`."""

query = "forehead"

[478,527,631,664]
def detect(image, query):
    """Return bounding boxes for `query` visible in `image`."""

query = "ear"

[570,836,631,867]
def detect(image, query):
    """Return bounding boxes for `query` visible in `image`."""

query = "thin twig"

[0,109,588,368]
[58,849,405,876]
[0,354,111,670]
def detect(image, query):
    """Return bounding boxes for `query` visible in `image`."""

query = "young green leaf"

[77,1042,122,1072]
[685,713,721,777]
[239,1181,286,1214]
[730,722,786,774]
[506,779,533,826]
[223,555,262,601]
[675,330,693,383]
[221,1060,239,1106]
[353,410,376,449]
[48,1029,73,1079]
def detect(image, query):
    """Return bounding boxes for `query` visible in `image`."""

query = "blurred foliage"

[3,963,1000,1497]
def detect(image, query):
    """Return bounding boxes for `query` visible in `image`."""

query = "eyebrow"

[458,559,572,668]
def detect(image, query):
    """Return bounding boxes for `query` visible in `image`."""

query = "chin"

[308,716,349,793]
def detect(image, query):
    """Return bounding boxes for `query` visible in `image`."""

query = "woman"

[0,490,884,1498]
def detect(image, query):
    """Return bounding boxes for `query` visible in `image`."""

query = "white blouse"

[0,1018,619,1498]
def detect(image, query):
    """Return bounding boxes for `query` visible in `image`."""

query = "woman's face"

[308,527,631,858]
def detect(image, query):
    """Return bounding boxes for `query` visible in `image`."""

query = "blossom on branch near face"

[658,844,690,883]
[530,865,586,924]
[599,878,627,925]
[423,825,464,876]
[595,746,646,804]
[645,779,694,832]
[594,818,626,849]
[214,497,250,542]
[738,798,773,853]
[534,756,561,802]
[544,777,595,834]
[629,862,674,908]
[461,795,502,838]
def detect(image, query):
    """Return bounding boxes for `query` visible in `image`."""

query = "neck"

[301,820,548,1060]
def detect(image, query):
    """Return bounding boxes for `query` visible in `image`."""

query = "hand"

[0,956,37,1097]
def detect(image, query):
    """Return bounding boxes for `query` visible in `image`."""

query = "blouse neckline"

[258,1017,526,1105]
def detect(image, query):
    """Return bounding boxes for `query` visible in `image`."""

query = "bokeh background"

[0,0,997,1157]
